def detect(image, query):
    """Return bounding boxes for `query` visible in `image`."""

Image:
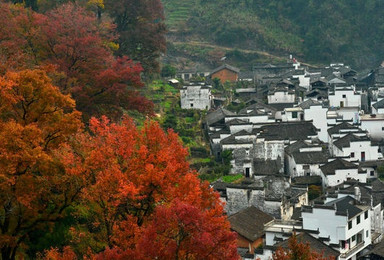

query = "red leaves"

[0,2,154,121]
[273,233,336,260]
[69,117,238,259]
[136,200,238,260]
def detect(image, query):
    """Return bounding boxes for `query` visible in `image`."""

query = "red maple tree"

[43,116,238,259]
[0,2,153,121]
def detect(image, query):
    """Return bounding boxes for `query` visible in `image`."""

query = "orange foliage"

[55,116,238,259]
[0,69,83,259]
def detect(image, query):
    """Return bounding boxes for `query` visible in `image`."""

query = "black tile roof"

[285,140,310,154]
[371,179,384,207]
[240,102,278,115]
[369,238,384,257]
[232,129,258,137]
[238,71,254,79]
[320,158,358,175]
[372,99,384,110]
[228,206,273,242]
[210,64,240,75]
[210,127,230,138]
[305,89,328,98]
[327,122,360,136]
[220,135,254,145]
[274,233,339,259]
[267,103,296,111]
[258,122,318,141]
[292,151,329,164]
[324,196,363,219]
[359,159,384,168]
[206,107,235,126]
[333,133,370,150]
[226,118,250,125]
[297,99,321,109]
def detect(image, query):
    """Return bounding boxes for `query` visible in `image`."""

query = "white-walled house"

[180,84,212,110]
[255,122,318,164]
[285,141,328,177]
[226,119,254,134]
[329,86,361,109]
[327,122,364,145]
[360,114,384,141]
[292,70,310,89]
[302,196,371,260]
[268,87,295,104]
[320,158,366,187]
[260,195,371,260]
[281,107,304,122]
[298,99,328,142]
[327,181,384,242]
[359,160,384,179]
[224,111,273,125]
[330,133,379,162]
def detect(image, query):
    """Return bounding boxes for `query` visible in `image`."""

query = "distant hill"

[163,0,384,69]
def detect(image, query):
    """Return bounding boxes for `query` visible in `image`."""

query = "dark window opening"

[348,221,352,229]
[365,211,368,219]
[245,168,250,178]
[357,215,361,224]
[357,233,362,243]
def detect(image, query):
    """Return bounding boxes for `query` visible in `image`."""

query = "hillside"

[163,0,384,69]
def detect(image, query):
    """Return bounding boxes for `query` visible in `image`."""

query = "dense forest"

[164,0,384,69]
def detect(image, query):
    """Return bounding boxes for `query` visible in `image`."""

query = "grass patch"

[185,117,195,123]
[222,174,243,183]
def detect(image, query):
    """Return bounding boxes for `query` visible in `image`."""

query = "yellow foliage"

[87,0,104,9]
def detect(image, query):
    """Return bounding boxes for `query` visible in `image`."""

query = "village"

[176,60,384,260]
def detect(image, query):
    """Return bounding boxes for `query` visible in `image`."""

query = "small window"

[303,165,310,170]
[382,127,384,131]
[357,215,361,224]
[361,152,366,162]
[367,230,369,237]
[365,211,368,219]
[342,94,346,98]
[348,221,352,229]
[350,152,355,158]
[352,235,356,242]
[292,111,298,118]
[190,103,193,107]
[371,171,375,176]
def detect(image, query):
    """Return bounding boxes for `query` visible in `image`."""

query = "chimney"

[354,187,361,202]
